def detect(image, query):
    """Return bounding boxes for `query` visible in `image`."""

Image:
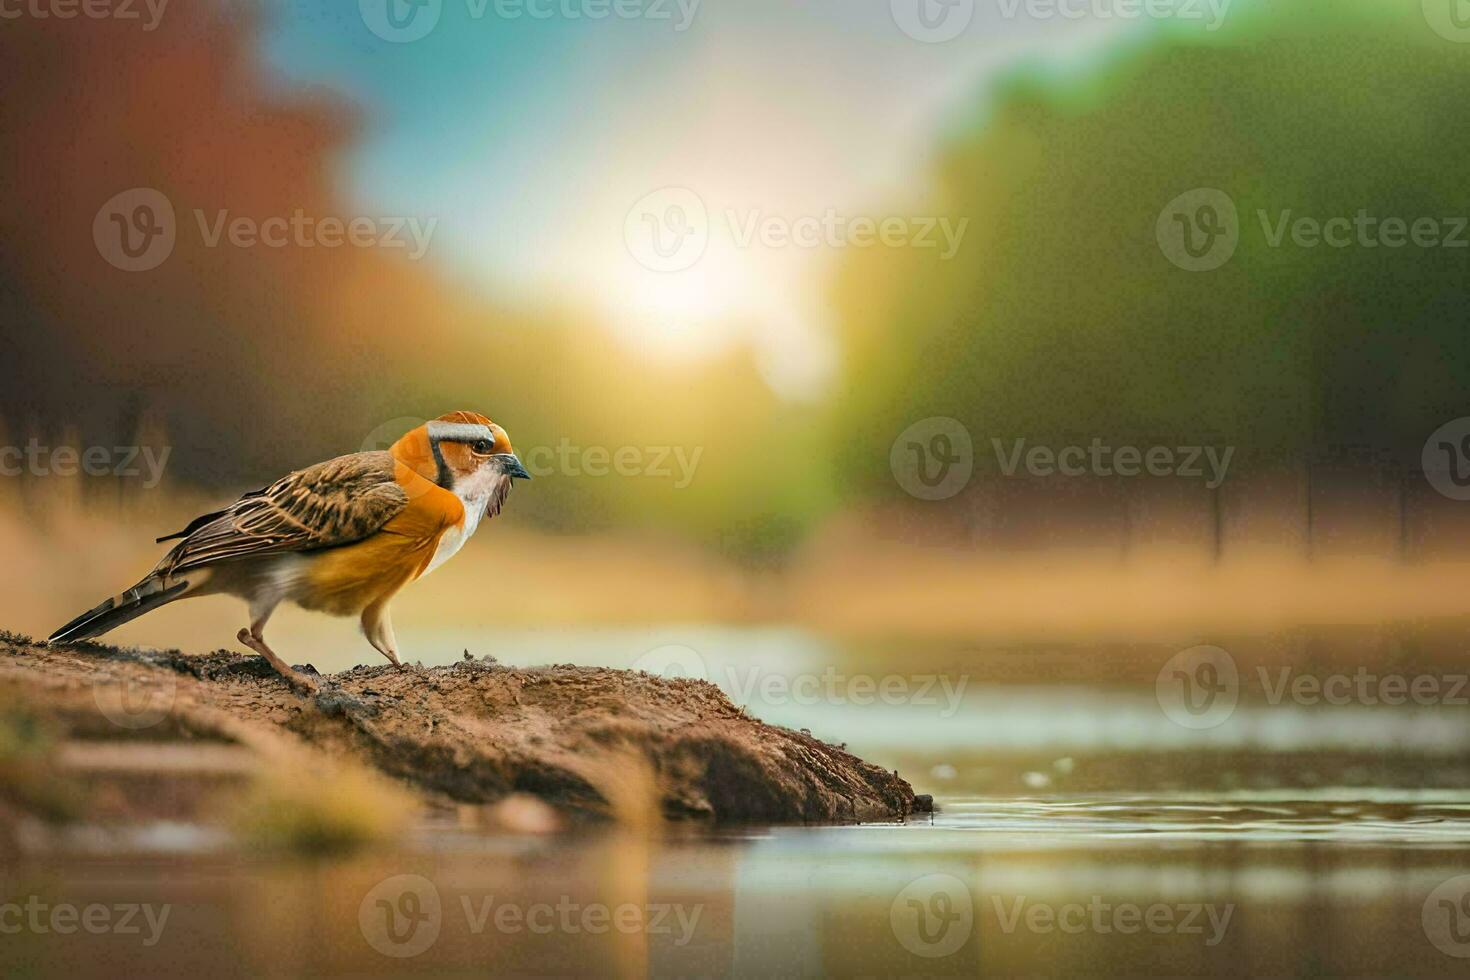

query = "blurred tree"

[830,0,1470,498]
[7,0,1465,558]
[0,4,825,555]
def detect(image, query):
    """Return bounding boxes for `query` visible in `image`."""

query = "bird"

[47,411,531,691]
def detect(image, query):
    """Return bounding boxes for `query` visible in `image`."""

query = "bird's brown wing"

[156,451,410,575]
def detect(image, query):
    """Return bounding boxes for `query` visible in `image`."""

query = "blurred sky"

[257,0,1130,398]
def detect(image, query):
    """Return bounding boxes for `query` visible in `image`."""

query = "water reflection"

[9,794,1470,976]
[11,623,1470,976]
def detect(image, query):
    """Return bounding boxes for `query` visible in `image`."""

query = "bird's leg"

[361,600,407,670]
[237,613,318,694]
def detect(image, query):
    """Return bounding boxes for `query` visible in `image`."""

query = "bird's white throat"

[422,469,508,577]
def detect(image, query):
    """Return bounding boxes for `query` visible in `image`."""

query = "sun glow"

[607,257,748,363]
[596,234,836,400]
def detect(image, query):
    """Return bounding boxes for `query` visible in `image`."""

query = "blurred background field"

[4,0,1470,550]
[4,0,1470,623]
[3,0,1470,799]
[4,0,1470,784]
[6,1,1470,974]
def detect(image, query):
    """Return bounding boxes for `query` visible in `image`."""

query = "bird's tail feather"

[47,576,191,645]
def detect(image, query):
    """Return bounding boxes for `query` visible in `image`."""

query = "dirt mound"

[0,634,914,824]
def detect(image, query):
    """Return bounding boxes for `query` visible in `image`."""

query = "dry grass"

[228,761,417,857]
[4,488,1468,664]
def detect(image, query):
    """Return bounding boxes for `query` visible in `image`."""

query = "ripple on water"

[907,791,1470,847]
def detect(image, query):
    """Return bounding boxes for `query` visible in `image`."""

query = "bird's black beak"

[497,453,532,480]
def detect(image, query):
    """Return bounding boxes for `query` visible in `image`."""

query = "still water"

[10,794,1470,976]
[7,626,1470,977]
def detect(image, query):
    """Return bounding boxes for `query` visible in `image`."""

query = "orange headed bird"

[47,412,531,691]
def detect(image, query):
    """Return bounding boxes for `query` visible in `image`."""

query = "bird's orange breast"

[297,460,466,616]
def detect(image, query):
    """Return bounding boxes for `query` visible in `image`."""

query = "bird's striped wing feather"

[158,451,410,574]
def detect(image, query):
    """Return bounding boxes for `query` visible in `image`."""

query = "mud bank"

[0,635,915,826]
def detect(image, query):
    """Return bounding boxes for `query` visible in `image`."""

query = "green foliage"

[8,2,1464,550]
[831,0,1470,497]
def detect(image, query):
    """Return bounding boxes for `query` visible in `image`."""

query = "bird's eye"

[472,439,493,455]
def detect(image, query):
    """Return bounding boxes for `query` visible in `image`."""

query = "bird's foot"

[237,628,319,695]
